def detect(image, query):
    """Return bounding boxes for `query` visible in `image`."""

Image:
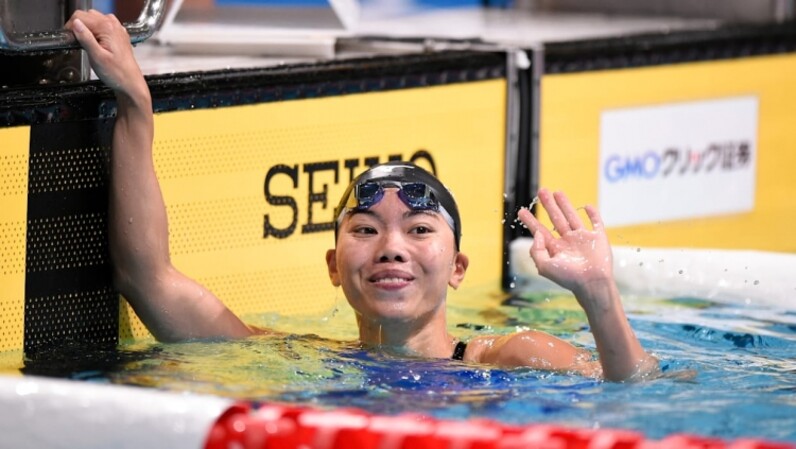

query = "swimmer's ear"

[448,252,469,289]
[326,249,341,287]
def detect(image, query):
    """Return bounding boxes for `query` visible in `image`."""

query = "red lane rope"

[205,402,795,449]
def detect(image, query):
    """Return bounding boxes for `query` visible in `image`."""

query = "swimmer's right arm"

[67,11,253,342]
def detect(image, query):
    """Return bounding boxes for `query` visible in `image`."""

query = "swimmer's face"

[326,188,468,324]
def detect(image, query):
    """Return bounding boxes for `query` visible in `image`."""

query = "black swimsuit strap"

[451,341,467,361]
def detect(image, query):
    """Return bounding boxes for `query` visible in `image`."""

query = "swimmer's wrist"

[572,277,621,316]
[117,85,151,110]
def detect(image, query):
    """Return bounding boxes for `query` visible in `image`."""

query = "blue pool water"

[68,288,796,443]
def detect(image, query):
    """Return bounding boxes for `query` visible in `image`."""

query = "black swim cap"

[334,161,462,250]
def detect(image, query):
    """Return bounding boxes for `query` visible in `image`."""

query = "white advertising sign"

[599,96,758,227]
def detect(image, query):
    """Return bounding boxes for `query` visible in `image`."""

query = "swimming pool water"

[39,287,796,443]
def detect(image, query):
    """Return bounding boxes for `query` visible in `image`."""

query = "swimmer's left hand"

[518,189,658,382]
[517,188,614,307]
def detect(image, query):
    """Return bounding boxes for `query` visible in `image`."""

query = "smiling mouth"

[369,272,415,287]
[371,277,412,285]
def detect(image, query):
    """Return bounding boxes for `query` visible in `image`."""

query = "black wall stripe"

[545,21,796,74]
[24,119,118,358]
[1,50,506,128]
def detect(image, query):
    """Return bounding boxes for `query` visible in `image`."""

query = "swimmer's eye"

[410,225,434,235]
[353,226,377,235]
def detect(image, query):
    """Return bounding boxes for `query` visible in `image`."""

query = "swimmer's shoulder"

[462,330,597,372]
[459,335,496,363]
[463,332,549,365]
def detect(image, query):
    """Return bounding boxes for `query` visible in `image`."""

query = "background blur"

[109,0,795,24]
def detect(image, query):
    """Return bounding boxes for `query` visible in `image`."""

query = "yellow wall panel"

[540,54,796,251]
[0,126,29,352]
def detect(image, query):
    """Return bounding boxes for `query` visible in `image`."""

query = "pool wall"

[0,50,511,359]
[511,240,796,310]
[532,27,796,254]
[4,21,796,358]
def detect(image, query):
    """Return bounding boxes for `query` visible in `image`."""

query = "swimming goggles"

[348,181,438,212]
[336,180,457,237]
[333,162,462,250]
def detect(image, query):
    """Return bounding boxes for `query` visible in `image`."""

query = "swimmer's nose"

[379,253,405,263]
[377,230,407,263]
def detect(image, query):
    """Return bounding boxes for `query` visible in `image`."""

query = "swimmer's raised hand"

[518,189,658,381]
[65,10,146,100]
[517,188,614,308]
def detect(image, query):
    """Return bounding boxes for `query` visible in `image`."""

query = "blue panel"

[92,0,114,13]
[415,0,481,6]
[215,0,331,6]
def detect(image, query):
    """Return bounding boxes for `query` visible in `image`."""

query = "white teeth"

[373,277,408,284]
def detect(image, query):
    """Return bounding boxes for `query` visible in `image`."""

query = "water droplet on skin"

[128,218,133,224]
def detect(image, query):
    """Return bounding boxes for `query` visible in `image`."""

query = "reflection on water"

[24,287,796,442]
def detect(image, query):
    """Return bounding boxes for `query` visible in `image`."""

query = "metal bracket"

[0,0,166,52]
